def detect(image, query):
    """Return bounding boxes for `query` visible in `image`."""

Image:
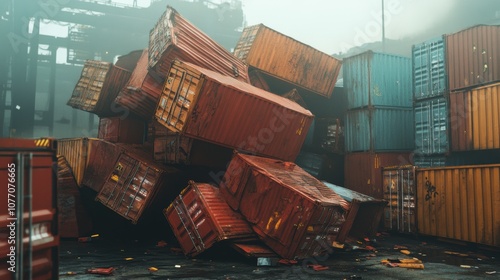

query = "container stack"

[343,51,414,199]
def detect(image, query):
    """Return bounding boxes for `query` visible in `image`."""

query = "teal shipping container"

[414,96,449,155]
[343,51,412,109]
[412,37,447,100]
[345,106,414,152]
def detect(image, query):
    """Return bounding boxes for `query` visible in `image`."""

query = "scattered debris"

[175,265,181,268]
[148,267,159,272]
[86,267,115,275]
[486,271,497,275]
[382,258,424,269]
[308,264,329,271]
[278,259,298,266]
[400,250,411,255]
[394,245,408,250]
[332,241,345,249]
[156,240,168,247]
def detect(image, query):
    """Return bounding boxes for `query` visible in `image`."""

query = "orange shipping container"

[155,60,314,162]
[233,24,342,98]
[449,82,500,151]
[416,164,500,248]
[98,115,146,144]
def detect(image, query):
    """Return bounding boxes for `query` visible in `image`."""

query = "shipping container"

[95,145,182,224]
[382,166,417,233]
[233,24,341,98]
[81,139,123,193]
[344,152,412,199]
[57,156,92,238]
[149,6,248,83]
[58,138,90,186]
[446,25,500,92]
[414,96,449,155]
[323,182,387,240]
[248,69,270,91]
[98,115,146,144]
[115,49,165,120]
[294,151,344,186]
[164,182,255,257]
[0,138,59,280]
[67,60,131,117]
[412,155,447,168]
[449,82,500,151]
[412,37,447,99]
[311,118,344,154]
[345,107,414,152]
[343,51,412,109]
[115,49,144,72]
[416,164,500,248]
[155,60,314,162]
[220,153,349,260]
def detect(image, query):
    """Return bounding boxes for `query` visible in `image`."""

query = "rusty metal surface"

[67,60,131,117]
[98,115,146,144]
[148,6,248,83]
[164,182,254,257]
[446,25,500,92]
[81,139,123,193]
[248,69,270,91]
[115,49,143,72]
[58,138,90,186]
[344,152,412,199]
[220,153,349,260]
[234,24,341,98]
[95,145,181,224]
[416,164,500,248]
[449,82,500,151]
[57,155,92,238]
[230,242,277,258]
[155,60,314,162]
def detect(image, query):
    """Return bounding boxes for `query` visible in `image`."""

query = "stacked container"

[343,51,414,198]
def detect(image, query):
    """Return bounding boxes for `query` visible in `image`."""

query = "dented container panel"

[81,139,123,193]
[234,24,341,98]
[450,82,500,151]
[164,182,254,257]
[148,6,248,82]
[67,60,131,117]
[220,153,349,260]
[98,116,146,144]
[446,25,500,92]
[416,165,500,248]
[155,60,314,162]
[412,37,447,99]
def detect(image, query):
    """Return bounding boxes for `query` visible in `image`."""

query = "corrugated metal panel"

[98,115,146,144]
[155,60,314,162]
[81,139,123,193]
[412,155,447,168]
[414,96,449,155]
[164,182,254,257]
[95,145,181,224]
[57,156,92,238]
[323,181,387,240]
[67,60,131,117]
[57,138,90,186]
[345,107,414,152]
[220,153,349,260]
[115,49,143,72]
[149,6,248,83]
[382,166,416,233]
[450,82,500,151]
[233,24,341,98]
[412,37,447,99]
[446,25,500,92]
[344,152,412,199]
[416,164,500,248]
[343,51,412,109]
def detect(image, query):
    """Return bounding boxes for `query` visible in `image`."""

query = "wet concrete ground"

[58,232,500,279]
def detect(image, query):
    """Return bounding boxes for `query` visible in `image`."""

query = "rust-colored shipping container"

[156,60,313,162]
[220,153,349,260]
[449,82,500,151]
[58,138,91,186]
[382,166,417,233]
[149,6,248,82]
[98,115,146,144]
[0,138,59,280]
[233,24,341,98]
[248,69,270,91]
[57,156,92,238]
[115,49,165,120]
[446,25,500,92]
[344,152,412,199]
[81,139,123,193]
[67,60,131,117]
[95,145,181,224]
[115,49,143,72]
[164,182,255,257]
[416,164,500,248]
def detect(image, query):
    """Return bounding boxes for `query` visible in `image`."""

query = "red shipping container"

[57,156,92,238]
[0,138,59,280]
[164,182,255,257]
[220,153,349,260]
[149,6,248,83]
[155,60,313,162]
[115,49,143,72]
[344,152,412,199]
[98,115,146,144]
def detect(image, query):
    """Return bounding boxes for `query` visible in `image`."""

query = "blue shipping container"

[414,97,449,155]
[412,37,447,100]
[343,51,412,109]
[345,107,414,152]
